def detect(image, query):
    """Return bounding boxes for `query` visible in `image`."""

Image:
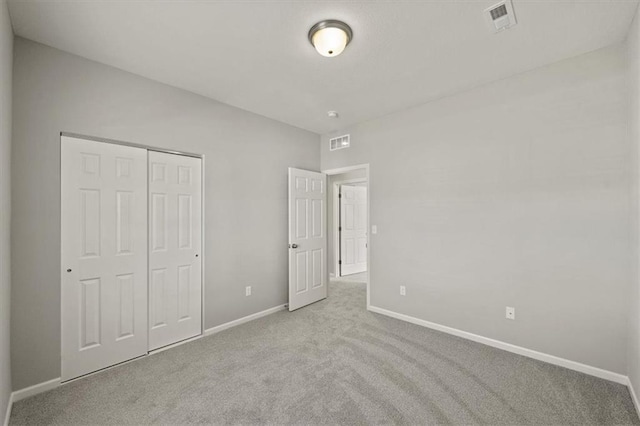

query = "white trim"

[11,378,61,403]
[204,304,286,336]
[628,377,640,418]
[3,393,12,426]
[368,305,628,385]
[5,306,637,421]
[201,154,206,336]
[61,132,202,159]
[323,164,369,176]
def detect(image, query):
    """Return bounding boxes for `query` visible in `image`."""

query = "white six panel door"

[340,185,367,276]
[61,136,148,381]
[288,168,327,311]
[148,151,202,350]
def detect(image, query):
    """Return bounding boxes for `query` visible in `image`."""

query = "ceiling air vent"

[330,134,350,151]
[485,0,517,33]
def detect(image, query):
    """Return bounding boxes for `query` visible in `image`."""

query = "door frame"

[332,178,367,278]
[322,164,371,309]
[59,131,206,363]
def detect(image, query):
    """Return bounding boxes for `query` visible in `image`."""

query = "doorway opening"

[323,164,370,308]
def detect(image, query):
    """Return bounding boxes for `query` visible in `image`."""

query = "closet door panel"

[61,136,148,381]
[148,151,202,350]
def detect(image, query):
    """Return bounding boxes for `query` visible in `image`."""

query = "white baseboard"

[205,304,287,336]
[4,305,285,411]
[368,305,628,385]
[11,378,60,403]
[628,377,640,418]
[3,392,12,426]
[5,305,636,421]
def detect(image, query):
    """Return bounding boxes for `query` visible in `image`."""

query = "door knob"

[66,269,72,273]
[195,254,199,257]
[290,244,298,249]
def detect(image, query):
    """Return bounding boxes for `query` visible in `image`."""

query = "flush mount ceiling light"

[308,20,353,57]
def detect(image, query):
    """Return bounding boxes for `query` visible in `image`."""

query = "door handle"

[290,244,298,249]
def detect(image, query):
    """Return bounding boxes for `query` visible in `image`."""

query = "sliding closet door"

[61,136,148,381]
[148,151,202,350]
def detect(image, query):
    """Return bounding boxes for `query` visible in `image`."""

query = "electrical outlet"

[245,286,252,297]
[400,286,406,296]
[506,306,515,320]
[371,225,378,235]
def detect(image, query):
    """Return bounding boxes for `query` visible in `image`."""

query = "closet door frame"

[60,131,206,372]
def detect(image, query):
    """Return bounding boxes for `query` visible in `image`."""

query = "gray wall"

[326,169,367,276]
[0,0,11,420]
[11,38,320,390]
[627,7,640,397]
[322,44,630,374]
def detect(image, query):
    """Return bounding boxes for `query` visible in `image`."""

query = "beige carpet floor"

[9,280,640,425]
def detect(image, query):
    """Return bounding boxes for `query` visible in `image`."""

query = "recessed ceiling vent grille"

[330,134,350,151]
[490,4,508,20]
[485,0,517,33]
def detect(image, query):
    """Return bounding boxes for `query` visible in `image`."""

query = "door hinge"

[339,226,342,232]
[339,260,342,265]
[339,193,342,198]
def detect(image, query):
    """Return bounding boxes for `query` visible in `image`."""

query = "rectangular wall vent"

[330,134,350,151]
[485,0,517,33]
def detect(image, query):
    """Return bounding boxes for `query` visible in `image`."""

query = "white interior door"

[148,151,202,350]
[340,185,368,276]
[288,168,327,311]
[61,136,148,381]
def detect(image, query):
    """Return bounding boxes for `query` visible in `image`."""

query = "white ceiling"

[7,0,639,134]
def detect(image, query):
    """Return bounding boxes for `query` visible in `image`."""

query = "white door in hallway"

[288,168,327,311]
[148,151,202,350]
[61,136,148,381]
[340,185,367,276]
